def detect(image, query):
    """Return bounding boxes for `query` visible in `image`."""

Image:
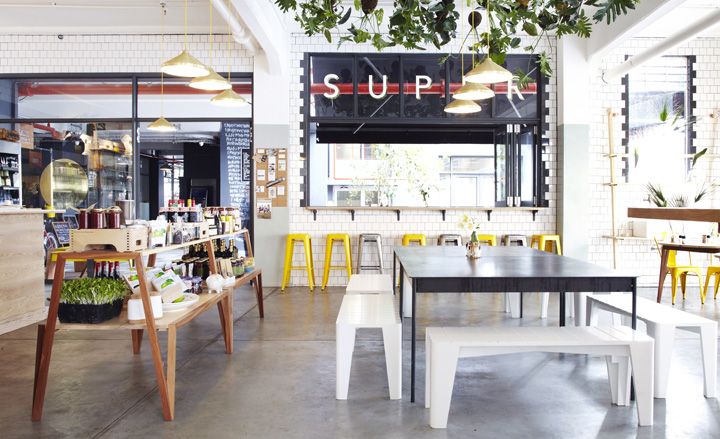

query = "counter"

[0,209,58,334]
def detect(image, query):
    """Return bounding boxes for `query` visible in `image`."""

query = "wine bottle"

[231,240,239,259]
[93,262,99,278]
[113,262,120,279]
[99,261,107,278]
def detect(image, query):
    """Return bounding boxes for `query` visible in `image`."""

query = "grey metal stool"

[357,233,384,274]
[502,234,528,246]
[437,234,463,246]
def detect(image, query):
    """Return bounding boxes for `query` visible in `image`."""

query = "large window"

[626,56,692,185]
[305,53,545,208]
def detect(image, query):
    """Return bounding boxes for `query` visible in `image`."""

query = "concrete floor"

[1,286,720,438]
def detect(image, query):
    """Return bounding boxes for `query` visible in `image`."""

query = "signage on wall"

[254,148,288,218]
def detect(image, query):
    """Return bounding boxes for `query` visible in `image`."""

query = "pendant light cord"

[226,0,232,82]
[486,0,491,61]
[184,0,188,50]
[209,0,213,66]
[161,2,166,117]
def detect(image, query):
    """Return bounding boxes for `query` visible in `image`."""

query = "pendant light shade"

[211,88,249,107]
[147,117,177,132]
[444,99,482,114]
[161,50,209,78]
[465,56,513,84]
[189,68,231,91]
[453,82,495,100]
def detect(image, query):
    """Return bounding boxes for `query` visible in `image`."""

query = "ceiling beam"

[229,0,288,76]
[587,0,689,63]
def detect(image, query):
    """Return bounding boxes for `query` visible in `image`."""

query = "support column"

[557,36,591,261]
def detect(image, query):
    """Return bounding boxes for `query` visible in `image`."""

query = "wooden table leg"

[166,325,176,420]
[33,324,45,405]
[32,255,66,421]
[134,255,172,421]
[147,253,157,268]
[255,273,264,318]
[225,291,233,354]
[657,247,670,303]
[131,329,144,354]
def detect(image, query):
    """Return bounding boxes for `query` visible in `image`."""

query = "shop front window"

[20,121,133,210]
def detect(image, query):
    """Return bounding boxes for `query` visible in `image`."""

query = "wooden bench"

[345,274,393,295]
[587,294,717,398]
[425,326,654,428]
[336,294,401,400]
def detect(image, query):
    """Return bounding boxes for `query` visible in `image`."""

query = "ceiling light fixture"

[161,0,209,77]
[464,0,513,85]
[211,0,250,107]
[189,1,230,91]
[444,1,483,114]
[149,3,177,132]
[444,99,482,114]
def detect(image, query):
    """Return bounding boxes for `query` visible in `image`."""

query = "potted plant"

[59,277,129,324]
[459,213,482,259]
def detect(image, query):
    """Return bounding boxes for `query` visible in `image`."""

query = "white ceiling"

[636,0,720,38]
[0,0,218,34]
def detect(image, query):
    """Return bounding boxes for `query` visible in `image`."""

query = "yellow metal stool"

[475,234,497,246]
[321,233,353,290]
[530,234,562,255]
[703,266,720,302]
[402,234,426,246]
[281,233,316,292]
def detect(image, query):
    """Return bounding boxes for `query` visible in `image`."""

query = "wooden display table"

[32,230,263,422]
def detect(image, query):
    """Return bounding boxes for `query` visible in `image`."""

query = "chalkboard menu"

[220,122,252,224]
[51,221,71,246]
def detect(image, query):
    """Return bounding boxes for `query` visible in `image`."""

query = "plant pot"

[466,242,481,259]
[58,299,124,324]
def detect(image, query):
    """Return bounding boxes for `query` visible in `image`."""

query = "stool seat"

[437,234,462,246]
[531,234,562,255]
[474,234,497,246]
[281,233,316,292]
[322,233,353,290]
[402,234,426,246]
[502,234,527,246]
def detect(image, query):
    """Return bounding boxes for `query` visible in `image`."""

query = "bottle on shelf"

[99,261,107,278]
[112,262,120,280]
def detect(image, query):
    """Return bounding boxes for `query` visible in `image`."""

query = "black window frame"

[0,72,255,233]
[302,53,547,208]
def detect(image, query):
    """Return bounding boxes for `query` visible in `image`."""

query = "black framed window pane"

[358,56,400,118]
[0,80,14,119]
[403,55,446,118]
[310,56,354,118]
[495,131,507,205]
[446,54,491,119]
[518,128,535,205]
[494,57,539,119]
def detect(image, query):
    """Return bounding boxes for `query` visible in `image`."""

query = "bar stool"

[530,234,563,255]
[475,234,497,246]
[502,234,528,246]
[402,234,426,246]
[437,234,462,246]
[322,233,353,290]
[281,233,316,292]
[357,233,384,274]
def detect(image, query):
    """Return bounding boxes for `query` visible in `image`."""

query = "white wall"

[589,37,720,286]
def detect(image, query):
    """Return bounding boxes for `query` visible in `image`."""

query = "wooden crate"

[70,228,148,252]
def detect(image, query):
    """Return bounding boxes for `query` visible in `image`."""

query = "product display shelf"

[31,228,263,423]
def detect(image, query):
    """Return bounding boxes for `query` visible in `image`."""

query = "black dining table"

[392,245,638,402]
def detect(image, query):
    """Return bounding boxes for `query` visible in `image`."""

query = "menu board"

[220,122,252,224]
[51,221,71,246]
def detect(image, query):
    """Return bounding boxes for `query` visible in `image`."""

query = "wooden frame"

[31,230,263,422]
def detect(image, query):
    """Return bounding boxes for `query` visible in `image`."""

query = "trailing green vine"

[276,0,641,77]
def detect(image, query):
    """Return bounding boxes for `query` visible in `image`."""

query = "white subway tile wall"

[286,34,558,287]
[2,32,719,291]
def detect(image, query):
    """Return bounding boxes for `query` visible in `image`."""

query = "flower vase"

[466,241,481,259]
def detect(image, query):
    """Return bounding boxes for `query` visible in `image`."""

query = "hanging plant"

[276,0,640,77]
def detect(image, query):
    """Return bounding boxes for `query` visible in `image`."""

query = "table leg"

[393,253,397,294]
[411,278,417,403]
[519,292,523,319]
[134,255,172,421]
[167,325,176,420]
[32,254,66,421]
[147,253,157,268]
[131,329,144,354]
[217,291,233,354]
[559,292,566,327]
[255,273,264,318]
[398,265,404,319]
[631,280,637,330]
[657,247,669,303]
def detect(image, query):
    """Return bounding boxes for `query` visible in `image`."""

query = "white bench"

[336,294,401,400]
[345,274,393,295]
[587,294,717,398]
[425,326,654,428]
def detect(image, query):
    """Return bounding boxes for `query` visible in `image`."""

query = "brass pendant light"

[211,0,249,107]
[161,0,210,78]
[465,0,513,85]
[444,1,483,114]
[444,99,482,114]
[149,3,177,132]
[189,1,231,91]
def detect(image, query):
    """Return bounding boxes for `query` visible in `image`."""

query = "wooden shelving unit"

[32,229,264,422]
[306,205,547,222]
